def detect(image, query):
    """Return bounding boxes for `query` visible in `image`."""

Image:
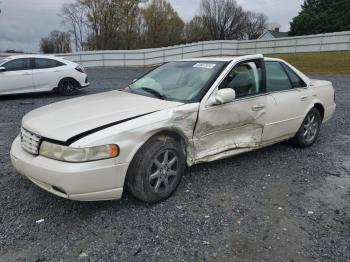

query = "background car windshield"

[130,61,226,102]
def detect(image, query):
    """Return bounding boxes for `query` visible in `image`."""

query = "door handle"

[252,104,265,111]
[22,73,31,76]
[300,96,308,101]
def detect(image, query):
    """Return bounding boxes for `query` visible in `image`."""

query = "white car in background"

[0,55,89,95]
[10,55,336,203]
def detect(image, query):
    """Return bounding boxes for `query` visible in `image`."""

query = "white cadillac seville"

[10,55,336,203]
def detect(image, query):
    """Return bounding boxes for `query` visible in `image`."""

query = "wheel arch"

[313,103,325,121]
[125,128,192,180]
[57,77,81,88]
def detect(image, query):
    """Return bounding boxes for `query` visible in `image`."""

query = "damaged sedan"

[10,55,336,203]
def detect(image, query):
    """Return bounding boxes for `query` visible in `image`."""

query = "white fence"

[1,31,350,67]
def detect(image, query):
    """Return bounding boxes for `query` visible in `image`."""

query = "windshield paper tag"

[193,63,216,69]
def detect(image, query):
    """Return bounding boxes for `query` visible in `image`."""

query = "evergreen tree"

[290,0,350,36]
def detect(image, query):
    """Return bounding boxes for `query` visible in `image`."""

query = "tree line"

[40,0,269,53]
[290,0,350,36]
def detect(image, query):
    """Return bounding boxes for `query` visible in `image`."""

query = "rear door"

[0,58,33,94]
[32,58,64,91]
[262,60,310,143]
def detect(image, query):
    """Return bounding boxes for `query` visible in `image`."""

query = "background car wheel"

[292,107,322,147]
[126,136,185,203]
[58,78,80,96]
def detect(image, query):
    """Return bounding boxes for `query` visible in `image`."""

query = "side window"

[265,61,293,92]
[35,58,63,69]
[282,63,307,88]
[219,61,262,98]
[3,58,31,71]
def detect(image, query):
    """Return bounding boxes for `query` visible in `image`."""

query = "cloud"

[0,0,70,52]
[0,0,303,52]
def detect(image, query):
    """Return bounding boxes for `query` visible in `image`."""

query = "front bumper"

[10,136,128,201]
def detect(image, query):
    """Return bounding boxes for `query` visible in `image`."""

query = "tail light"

[75,65,86,74]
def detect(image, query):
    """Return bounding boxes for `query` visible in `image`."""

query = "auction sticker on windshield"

[193,63,216,69]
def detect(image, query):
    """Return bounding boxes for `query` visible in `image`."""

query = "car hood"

[22,91,183,142]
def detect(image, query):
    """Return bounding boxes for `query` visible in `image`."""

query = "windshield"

[129,61,226,102]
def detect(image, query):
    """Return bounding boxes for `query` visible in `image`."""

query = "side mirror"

[207,88,236,106]
[0,67,6,72]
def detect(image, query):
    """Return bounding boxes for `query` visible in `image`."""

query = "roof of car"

[2,54,66,61]
[179,57,238,62]
[178,54,265,62]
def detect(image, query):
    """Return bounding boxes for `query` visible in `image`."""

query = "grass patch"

[266,51,350,75]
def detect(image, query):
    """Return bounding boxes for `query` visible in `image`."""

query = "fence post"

[320,35,324,52]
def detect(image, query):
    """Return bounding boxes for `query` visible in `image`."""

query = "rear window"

[265,61,293,92]
[35,58,65,69]
[282,63,307,88]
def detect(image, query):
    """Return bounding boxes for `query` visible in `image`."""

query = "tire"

[126,136,185,203]
[292,108,322,147]
[58,78,80,96]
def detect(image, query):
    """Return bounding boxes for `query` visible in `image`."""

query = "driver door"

[193,59,267,161]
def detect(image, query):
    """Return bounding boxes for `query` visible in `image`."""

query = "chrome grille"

[20,128,41,155]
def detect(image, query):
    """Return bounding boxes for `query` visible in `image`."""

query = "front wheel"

[292,108,322,147]
[126,136,185,203]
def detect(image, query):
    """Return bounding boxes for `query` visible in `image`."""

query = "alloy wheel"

[148,150,179,194]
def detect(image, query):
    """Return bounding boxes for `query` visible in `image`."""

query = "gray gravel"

[0,68,349,262]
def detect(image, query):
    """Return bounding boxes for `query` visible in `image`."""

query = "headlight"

[39,141,119,162]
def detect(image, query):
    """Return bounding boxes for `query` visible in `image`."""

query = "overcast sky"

[0,0,303,53]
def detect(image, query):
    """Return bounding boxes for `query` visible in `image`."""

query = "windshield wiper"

[140,87,167,100]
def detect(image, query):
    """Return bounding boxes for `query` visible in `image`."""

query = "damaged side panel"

[193,95,267,164]
[73,103,200,167]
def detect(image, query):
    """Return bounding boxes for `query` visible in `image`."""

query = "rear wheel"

[126,136,185,203]
[58,78,80,96]
[292,108,322,147]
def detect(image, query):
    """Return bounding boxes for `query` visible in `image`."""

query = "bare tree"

[39,37,55,54]
[119,0,145,49]
[200,0,248,40]
[185,16,211,42]
[40,31,72,53]
[60,1,87,51]
[245,11,268,39]
[140,0,185,48]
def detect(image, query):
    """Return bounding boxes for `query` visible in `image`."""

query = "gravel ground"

[0,68,349,262]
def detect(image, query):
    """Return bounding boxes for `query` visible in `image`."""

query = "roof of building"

[266,30,289,38]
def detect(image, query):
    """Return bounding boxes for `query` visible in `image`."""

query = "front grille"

[20,128,41,155]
